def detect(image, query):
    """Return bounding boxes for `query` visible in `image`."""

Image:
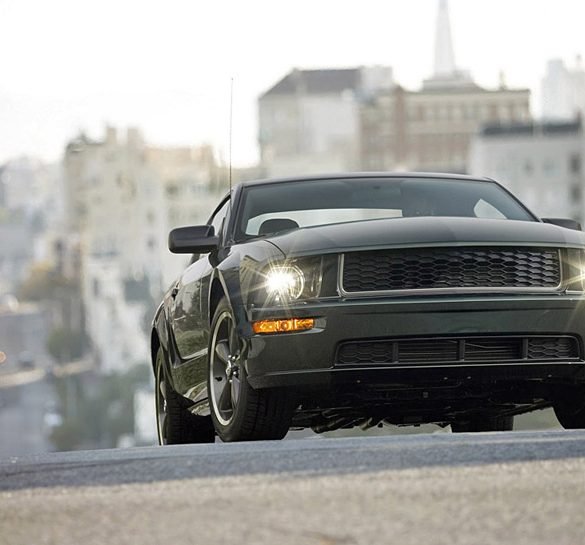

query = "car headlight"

[265,265,305,300]
[263,258,323,303]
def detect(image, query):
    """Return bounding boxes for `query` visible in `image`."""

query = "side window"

[190,198,230,264]
[209,199,230,240]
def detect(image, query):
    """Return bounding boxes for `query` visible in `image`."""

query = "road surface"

[1,430,585,545]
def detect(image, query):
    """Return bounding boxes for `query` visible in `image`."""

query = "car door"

[169,198,230,365]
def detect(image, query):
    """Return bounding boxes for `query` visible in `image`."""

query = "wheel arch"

[150,328,161,374]
[150,300,170,374]
[209,275,227,324]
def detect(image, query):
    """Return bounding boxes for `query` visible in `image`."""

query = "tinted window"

[238,178,534,238]
[209,199,230,238]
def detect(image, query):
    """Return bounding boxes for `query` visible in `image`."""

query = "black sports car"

[151,173,585,443]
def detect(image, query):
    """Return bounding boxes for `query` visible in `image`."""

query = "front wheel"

[208,297,295,442]
[155,347,215,445]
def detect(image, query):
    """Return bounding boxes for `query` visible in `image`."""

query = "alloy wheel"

[155,356,168,445]
[209,310,242,426]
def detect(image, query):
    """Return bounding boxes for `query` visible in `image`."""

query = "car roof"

[238,172,493,189]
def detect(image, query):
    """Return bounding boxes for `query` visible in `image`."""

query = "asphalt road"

[1,430,585,545]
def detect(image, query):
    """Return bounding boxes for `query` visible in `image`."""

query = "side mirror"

[168,225,220,254]
[542,218,582,231]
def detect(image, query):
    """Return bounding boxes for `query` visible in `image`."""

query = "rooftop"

[261,68,362,97]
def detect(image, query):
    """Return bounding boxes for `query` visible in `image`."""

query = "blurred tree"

[46,328,88,363]
[18,261,86,354]
[49,419,86,452]
[49,364,152,451]
[17,262,76,301]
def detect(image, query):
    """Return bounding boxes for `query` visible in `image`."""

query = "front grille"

[527,337,579,360]
[336,336,581,366]
[341,246,561,294]
[465,338,522,361]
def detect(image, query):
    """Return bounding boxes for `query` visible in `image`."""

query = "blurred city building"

[258,0,530,177]
[258,65,395,177]
[360,84,530,174]
[0,297,50,371]
[0,158,64,292]
[0,156,75,456]
[542,57,585,120]
[422,0,474,90]
[63,127,228,372]
[0,219,32,293]
[0,158,55,217]
[360,0,530,174]
[469,118,585,224]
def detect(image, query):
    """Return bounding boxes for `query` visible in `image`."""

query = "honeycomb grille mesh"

[527,338,579,360]
[336,336,580,366]
[342,247,561,293]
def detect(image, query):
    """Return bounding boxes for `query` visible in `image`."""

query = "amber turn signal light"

[252,318,315,334]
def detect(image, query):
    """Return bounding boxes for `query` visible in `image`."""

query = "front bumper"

[243,294,585,389]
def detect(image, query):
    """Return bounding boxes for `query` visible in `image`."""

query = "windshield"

[237,177,535,239]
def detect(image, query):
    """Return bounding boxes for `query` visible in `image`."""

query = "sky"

[1,0,584,167]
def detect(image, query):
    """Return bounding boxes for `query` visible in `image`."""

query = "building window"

[543,160,556,175]
[569,154,581,174]
[508,104,516,121]
[489,104,498,121]
[166,183,179,197]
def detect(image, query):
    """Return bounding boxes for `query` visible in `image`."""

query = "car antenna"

[228,77,234,214]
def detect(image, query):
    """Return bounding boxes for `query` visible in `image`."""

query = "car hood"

[263,216,585,257]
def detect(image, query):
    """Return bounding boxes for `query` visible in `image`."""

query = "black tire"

[554,386,585,429]
[451,415,514,433]
[208,297,295,442]
[155,347,215,445]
